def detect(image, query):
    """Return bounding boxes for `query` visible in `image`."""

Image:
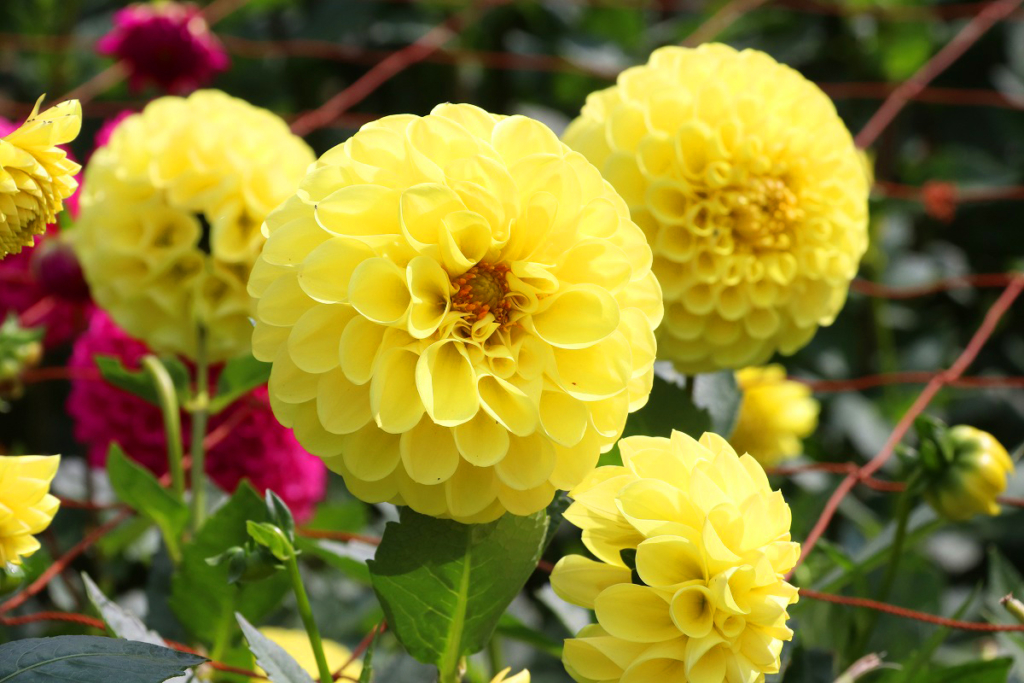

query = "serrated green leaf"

[106,444,187,560]
[169,484,290,643]
[236,613,315,683]
[368,508,548,671]
[0,636,204,683]
[211,355,271,414]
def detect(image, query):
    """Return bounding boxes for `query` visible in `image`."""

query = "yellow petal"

[550,555,631,609]
[406,255,452,339]
[317,368,372,435]
[341,423,402,482]
[298,236,375,304]
[288,305,354,374]
[445,459,499,520]
[416,340,480,426]
[400,418,461,485]
[370,348,425,433]
[495,433,556,491]
[594,584,677,643]
[453,411,511,467]
[531,284,620,349]
[349,257,410,324]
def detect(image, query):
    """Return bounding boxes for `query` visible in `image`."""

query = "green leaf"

[926,658,1012,683]
[106,444,187,560]
[169,483,290,643]
[368,508,548,671]
[265,490,296,542]
[94,355,190,406]
[246,521,293,563]
[0,636,204,683]
[82,574,164,645]
[211,355,271,414]
[236,613,315,683]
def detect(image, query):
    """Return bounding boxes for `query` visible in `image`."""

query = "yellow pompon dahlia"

[0,98,81,259]
[251,628,362,681]
[564,44,869,372]
[0,454,60,565]
[249,103,662,523]
[491,668,530,683]
[74,90,314,361]
[730,365,819,468]
[552,431,798,683]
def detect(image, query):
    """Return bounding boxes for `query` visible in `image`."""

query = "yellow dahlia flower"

[564,44,868,372]
[1,98,81,259]
[250,103,662,523]
[74,90,314,361]
[251,627,362,681]
[552,431,798,683]
[491,668,530,683]
[730,365,818,468]
[0,454,60,565]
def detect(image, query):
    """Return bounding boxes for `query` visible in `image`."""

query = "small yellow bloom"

[926,426,1014,522]
[564,44,869,372]
[0,98,81,259]
[250,103,662,523]
[0,454,60,565]
[731,365,819,467]
[252,627,362,681]
[552,431,798,683]
[491,667,530,683]
[74,90,314,362]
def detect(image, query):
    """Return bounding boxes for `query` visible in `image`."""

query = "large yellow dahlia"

[730,365,819,468]
[74,90,314,361]
[551,431,798,683]
[564,44,868,372]
[1,98,81,259]
[0,454,60,565]
[249,103,662,523]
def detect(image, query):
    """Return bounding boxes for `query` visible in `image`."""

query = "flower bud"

[924,425,1015,521]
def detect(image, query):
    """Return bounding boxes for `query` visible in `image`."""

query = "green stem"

[141,356,185,500]
[189,325,210,533]
[486,635,503,679]
[286,550,333,683]
[210,589,237,664]
[849,470,923,660]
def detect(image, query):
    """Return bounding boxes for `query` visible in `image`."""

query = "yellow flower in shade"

[74,90,314,362]
[730,365,819,468]
[0,98,81,259]
[925,426,1015,522]
[251,628,362,681]
[491,668,530,683]
[551,431,798,683]
[249,103,662,523]
[563,44,868,373]
[0,455,60,565]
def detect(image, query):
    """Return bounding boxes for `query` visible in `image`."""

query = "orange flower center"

[733,177,802,249]
[451,262,513,326]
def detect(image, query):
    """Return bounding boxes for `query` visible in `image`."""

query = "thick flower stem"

[285,550,333,683]
[189,324,210,533]
[141,355,185,500]
[486,635,503,679]
[850,469,924,660]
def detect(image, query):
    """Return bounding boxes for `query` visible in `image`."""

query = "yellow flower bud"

[0,98,81,258]
[563,44,868,372]
[553,431,798,683]
[251,627,361,681]
[73,90,315,362]
[730,365,819,467]
[491,667,530,683]
[925,425,1014,522]
[0,454,61,565]
[250,104,663,523]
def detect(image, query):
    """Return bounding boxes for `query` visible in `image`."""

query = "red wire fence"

[1,0,1023,669]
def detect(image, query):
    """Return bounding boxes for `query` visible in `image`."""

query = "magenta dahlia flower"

[67,311,327,520]
[97,2,229,93]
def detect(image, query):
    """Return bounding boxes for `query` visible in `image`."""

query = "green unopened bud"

[1001,594,1024,624]
[924,425,1015,522]
[0,562,26,595]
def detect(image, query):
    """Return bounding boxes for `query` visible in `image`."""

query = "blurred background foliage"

[2,0,1024,681]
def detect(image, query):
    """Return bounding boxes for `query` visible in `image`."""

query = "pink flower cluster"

[67,312,327,520]
[97,2,229,93]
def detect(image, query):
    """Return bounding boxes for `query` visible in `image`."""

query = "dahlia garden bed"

[1,1,1023,682]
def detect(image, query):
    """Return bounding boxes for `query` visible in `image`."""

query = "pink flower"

[67,311,327,520]
[97,2,229,93]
